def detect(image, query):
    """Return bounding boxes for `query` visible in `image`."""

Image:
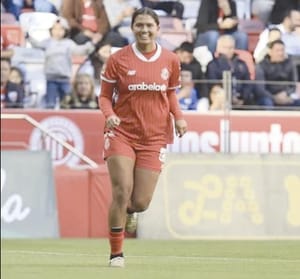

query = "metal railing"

[1,113,98,168]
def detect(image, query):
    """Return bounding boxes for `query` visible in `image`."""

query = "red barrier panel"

[54,166,90,237]
[2,110,300,169]
[54,165,112,238]
[89,165,112,237]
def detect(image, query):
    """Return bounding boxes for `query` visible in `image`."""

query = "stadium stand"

[238,18,265,53]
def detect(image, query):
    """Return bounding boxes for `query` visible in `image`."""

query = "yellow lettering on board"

[178,174,263,226]
[285,175,300,226]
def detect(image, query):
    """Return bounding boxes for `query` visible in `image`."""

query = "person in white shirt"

[254,9,300,62]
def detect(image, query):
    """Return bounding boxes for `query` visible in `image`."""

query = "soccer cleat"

[125,212,138,234]
[109,256,125,268]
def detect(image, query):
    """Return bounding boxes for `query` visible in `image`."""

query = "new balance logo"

[127,70,136,76]
[128,82,167,91]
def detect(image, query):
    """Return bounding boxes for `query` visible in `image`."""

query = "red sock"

[109,228,124,257]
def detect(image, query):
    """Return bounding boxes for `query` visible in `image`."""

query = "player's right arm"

[99,56,121,129]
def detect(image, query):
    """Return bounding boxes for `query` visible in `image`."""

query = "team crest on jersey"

[161,68,169,80]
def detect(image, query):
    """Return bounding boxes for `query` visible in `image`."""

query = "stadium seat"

[159,31,193,50]
[238,18,265,53]
[19,12,58,42]
[238,18,265,33]
[0,24,25,47]
[159,16,177,31]
[1,12,17,24]
[234,49,255,80]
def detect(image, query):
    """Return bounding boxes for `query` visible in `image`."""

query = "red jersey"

[100,43,182,145]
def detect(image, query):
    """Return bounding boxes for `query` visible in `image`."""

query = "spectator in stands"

[269,0,300,24]
[254,27,282,63]
[61,0,127,47]
[9,65,38,108]
[1,32,14,59]
[104,0,141,43]
[60,73,98,109]
[28,17,96,108]
[176,68,198,110]
[1,58,24,108]
[254,9,300,60]
[140,0,185,31]
[206,35,254,108]
[2,0,57,19]
[78,39,116,92]
[174,41,205,99]
[209,85,226,110]
[9,66,24,85]
[2,0,32,19]
[194,0,248,53]
[255,40,300,107]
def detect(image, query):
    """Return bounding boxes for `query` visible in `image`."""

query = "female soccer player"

[99,7,187,267]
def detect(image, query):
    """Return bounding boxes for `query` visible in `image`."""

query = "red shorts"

[103,132,167,172]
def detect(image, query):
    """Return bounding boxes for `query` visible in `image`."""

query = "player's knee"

[113,188,128,208]
[132,198,150,212]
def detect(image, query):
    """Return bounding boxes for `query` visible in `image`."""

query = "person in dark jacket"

[206,35,253,107]
[255,39,300,107]
[194,0,248,53]
[1,58,24,108]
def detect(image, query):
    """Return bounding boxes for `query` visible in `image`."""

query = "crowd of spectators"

[1,0,299,110]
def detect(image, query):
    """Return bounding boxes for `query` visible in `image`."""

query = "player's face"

[131,14,160,47]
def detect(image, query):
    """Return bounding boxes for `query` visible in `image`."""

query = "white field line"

[2,250,300,263]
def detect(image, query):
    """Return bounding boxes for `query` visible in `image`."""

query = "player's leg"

[107,155,135,267]
[126,146,165,233]
[130,168,161,212]
[104,133,136,267]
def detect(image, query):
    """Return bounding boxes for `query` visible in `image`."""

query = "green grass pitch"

[1,239,300,279]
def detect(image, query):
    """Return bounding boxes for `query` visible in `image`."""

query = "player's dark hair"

[131,7,160,27]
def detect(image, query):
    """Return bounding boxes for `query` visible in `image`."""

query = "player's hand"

[175,119,187,138]
[106,115,121,129]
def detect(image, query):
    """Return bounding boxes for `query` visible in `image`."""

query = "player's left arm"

[167,56,187,137]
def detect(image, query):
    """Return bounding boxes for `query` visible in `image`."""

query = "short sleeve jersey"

[101,43,181,145]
